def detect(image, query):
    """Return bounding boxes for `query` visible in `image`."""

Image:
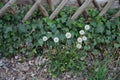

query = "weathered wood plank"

[1,0,16,15]
[92,0,101,11]
[38,4,49,17]
[77,0,89,20]
[99,0,115,16]
[33,0,49,17]
[111,10,120,20]
[48,0,55,11]
[49,0,69,19]
[22,0,42,23]
[71,0,93,20]
[0,0,17,16]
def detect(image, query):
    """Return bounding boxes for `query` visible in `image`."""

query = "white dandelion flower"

[65,32,71,39]
[85,25,90,30]
[77,37,83,43]
[79,30,85,35]
[82,36,87,41]
[76,44,82,49]
[42,36,48,41]
[54,37,59,43]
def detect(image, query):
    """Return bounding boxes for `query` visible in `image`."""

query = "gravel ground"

[0,52,119,80]
[0,54,86,80]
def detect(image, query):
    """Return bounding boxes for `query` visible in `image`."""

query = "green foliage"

[0,6,84,57]
[0,4,120,79]
[89,17,120,50]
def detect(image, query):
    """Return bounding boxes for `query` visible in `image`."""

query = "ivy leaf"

[106,21,111,29]
[59,34,65,41]
[32,24,37,29]
[18,24,27,33]
[96,24,104,33]
[38,21,43,29]
[93,49,99,55]
[106,30,111,35]
[84,45,91,51]
[38,39,43,46]
[90,22,97,27]
[25,21,30,25]
[114,43,120,48]
[5,26,12,33]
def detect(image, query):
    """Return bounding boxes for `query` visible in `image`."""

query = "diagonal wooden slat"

[1,0,16,15]
[49,0,69,19]
[99,0,115,16]
[38,4,49,17]
[77,0,89,20]
[71,0,93,20]
[111,10,120,20]
[48,0,55,11]
[0,0,119,21]
[22,0,42,23]
[0,0,17,16]
[34,0,49,17]
[92,0,101,11]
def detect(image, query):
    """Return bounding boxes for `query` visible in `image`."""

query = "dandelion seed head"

[65,32,72,39]
[77,37,83,43]
[82,36,87,41]
[76,44,82,49]
[43,36,48,41]
[54,37,59,43]
[79,30,85,35]
[85,25,90,30]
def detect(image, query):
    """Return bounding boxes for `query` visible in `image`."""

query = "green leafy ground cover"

[0,5,120,79]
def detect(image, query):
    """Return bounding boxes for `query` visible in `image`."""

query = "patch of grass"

[47,47,87,77]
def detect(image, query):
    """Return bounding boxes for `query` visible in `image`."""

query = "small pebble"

[80,56,85,60]
[15,56,18,59]
[29,60,33,65]
[31,73,35,77]
[43,68,47,72]
[113,68,117,71]
[66,75,71,78]
[0,60,3,67]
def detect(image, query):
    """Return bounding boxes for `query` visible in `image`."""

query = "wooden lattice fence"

[0,0,120,22]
